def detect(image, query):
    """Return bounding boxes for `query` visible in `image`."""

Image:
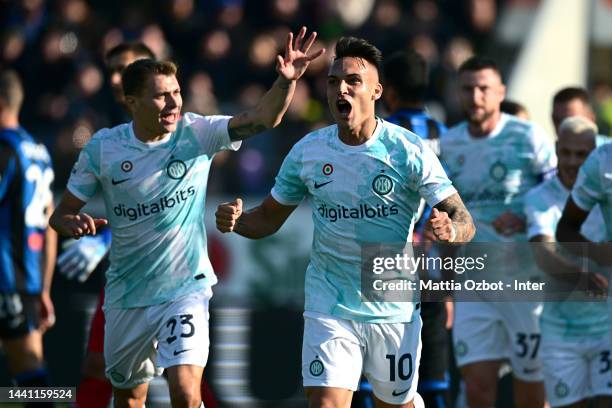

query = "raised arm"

[228,26,325,141]
[216,195,297,239]
[431,193,475,243]
[49,190,108,239]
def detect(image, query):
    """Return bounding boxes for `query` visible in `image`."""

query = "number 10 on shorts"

[386,353,413,381]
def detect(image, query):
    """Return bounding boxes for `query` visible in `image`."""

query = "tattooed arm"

[228,27,325,141]
[430,193,475,243]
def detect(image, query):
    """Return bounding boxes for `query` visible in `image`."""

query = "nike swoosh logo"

[314,180,333,189]
[605,173,612,179]
[391,388,410,397]
[111,178,130,185]
[173,349,192,356]
[523,367,539,374]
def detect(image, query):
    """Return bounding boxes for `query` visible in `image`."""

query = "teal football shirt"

[271,119,456,323]
[525,176,608,339]
[68,113,239,308]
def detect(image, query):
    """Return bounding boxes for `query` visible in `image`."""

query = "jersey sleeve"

[270,143,308,206]
[571,148,603,212]
[0,143,16,201]
[524,188,555,239]
[417,142,457,207]
[67,132,103,202]
[186,113,240,154]
[530,125,557,177]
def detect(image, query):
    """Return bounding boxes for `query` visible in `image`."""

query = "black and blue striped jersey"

[386,108,447,231]
[0,128,53,294]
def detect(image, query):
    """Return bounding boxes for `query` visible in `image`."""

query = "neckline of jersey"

[129,122,173,148]
[334,117,383,151]
[463,113,509,141]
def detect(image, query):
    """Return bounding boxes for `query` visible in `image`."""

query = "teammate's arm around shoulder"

[430,193,475,243]
[50,191,108,239]
[216,195,297,239]
[228,26,325,142]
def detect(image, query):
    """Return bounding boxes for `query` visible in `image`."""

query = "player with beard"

[440,56,556,408]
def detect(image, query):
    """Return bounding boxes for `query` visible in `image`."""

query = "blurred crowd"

[1,0,609,195]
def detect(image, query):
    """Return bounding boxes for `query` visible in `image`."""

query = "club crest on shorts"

[110,370,126,383]
[455,341,468,357]
[372,173,393,195]
[309,357,324,376]
[555,381,569,398]
[167,159,187,180]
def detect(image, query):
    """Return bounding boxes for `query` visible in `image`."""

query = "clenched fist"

[216,198,243,233]
[429,208,456,242]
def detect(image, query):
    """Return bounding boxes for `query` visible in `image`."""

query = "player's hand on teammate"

[276,26,325,82]
[57,235,109,282]
[59,213,108,239]
[492,210,526,236]
[216,198,243,233]
[429,208,456,242]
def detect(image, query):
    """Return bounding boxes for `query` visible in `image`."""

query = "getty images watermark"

[361,242,611,302]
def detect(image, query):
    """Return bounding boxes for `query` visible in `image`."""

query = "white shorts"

[104,288,212,388]
[452,301,543,381]
[302,312,422,405]
[541,334,612,407]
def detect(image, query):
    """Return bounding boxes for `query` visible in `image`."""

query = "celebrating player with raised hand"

[50,26,324,408]
[216,37,474,408]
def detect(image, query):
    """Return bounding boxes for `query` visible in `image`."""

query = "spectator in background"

[383,49,452,408]
[0,69,57,407]
[500,99,529,120]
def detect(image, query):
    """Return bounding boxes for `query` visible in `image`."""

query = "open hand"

[276,26,326,81]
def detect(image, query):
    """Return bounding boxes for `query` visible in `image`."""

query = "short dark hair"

[122,59,177,96]
[383,50,428,103]
[0,69,24,112]
[500,100,528,116]
[458,56,501,78]
[552,87,590,107]
[334,37,383,75]
[105,42,155,63]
